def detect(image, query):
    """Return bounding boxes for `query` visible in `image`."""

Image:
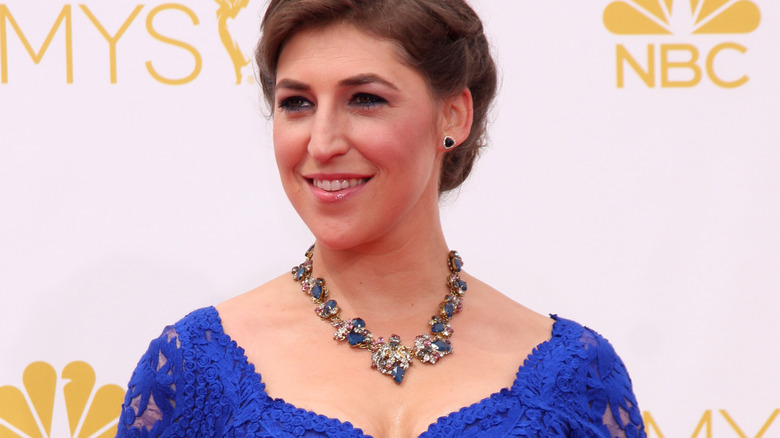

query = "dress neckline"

[204,306,565,437]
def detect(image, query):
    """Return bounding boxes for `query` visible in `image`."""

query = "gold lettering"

[0,5,72,83]
[643,410,713,438]
[691,410,712,438]
[643,411,666,438]
[80,5,143,84]
[639,410,780,438]
[721,410,749,438]
[706,43,748,89]
[616,44,654,88]
[721,409,780,438]
[661,44,701,88]
[145,4,202,85]
[757,410,780,438]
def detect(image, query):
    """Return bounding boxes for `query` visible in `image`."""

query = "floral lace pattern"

[117,307,645,437]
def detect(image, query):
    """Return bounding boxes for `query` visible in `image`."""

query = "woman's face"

[273,24,448,250]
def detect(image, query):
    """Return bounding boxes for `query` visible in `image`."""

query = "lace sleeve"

[116,326,182,438]
[580,328,645,438]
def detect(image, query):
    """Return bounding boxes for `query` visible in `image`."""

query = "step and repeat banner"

[1,0,778,436]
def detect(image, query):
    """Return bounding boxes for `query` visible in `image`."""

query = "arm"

[116,326,182,438]
[579,328,645,438]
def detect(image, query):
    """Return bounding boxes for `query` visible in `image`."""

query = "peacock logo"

[0,362,124,438]
[603,0,762,88]
[604,0,761,35]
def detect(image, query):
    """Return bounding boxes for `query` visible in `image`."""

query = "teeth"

[313,178,367,192]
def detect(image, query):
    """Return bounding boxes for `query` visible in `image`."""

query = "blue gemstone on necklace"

[311,284,323,299]
[458,280,467,291]
[352,318,365,328]
[453,258,463,271]
[295,266,306,281]
[433,340,451,353]
[432,323,445,333]
[444,303,455,318]
[323,300,337,312]
[392,365,406,384]
[347,332,365,346]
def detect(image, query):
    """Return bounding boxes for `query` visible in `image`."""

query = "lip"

[304,173,372,202]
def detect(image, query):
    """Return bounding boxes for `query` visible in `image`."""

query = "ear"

[440,88,474,149]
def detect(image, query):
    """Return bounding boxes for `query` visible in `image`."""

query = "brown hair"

[257,0,498,194]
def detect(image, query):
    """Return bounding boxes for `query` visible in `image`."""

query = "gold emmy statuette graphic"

[215,0,251,84]
[0,362,124,438]
[604,0,761,34]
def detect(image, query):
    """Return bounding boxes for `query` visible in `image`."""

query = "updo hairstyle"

[257,0,498,194]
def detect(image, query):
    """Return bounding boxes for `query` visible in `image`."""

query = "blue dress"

[117,307,645,437]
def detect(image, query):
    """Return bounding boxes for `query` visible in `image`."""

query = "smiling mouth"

[311,178,369,192]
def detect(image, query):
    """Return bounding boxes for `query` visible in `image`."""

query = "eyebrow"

[275,78,310,92]
[274,74,399,93]
[338,74,398,90]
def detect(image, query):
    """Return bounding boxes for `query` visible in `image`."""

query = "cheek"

[367,116,438,172]
[272,121,305,175]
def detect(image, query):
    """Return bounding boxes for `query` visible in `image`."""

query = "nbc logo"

[603,0,761,88]
[0,362,123,438]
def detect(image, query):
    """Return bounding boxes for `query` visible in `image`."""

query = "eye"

[278,96,313,112]
[351,93,386,108]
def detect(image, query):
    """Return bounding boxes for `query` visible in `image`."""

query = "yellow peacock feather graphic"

[0,362,124,438]
[215,0,252,84]
[604,0,761,35]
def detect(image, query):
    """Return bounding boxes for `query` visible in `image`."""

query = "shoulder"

[541,316,632,388]
[127,307,228,380]
[529,316,645,437]
[170,306,224,338]
[548,316,630,382]
[126,307,221,368]
[129,307,227,357]
[124,306,234,394]
[549,317,615,355]
[118,306,265,437]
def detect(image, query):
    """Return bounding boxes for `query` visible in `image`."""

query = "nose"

[307,105,350,162]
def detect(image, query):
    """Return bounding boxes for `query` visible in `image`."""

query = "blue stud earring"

[443,136,456,150]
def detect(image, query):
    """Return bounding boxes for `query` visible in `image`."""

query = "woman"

[117,0,645,437]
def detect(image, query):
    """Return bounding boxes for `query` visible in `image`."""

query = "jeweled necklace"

[291,245,466,384]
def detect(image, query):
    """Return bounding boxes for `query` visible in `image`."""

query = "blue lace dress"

[116,307,645,437]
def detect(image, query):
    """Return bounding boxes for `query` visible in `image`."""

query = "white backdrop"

[1,1,779,437]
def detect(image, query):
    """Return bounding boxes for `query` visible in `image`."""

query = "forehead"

[276,23,415,83]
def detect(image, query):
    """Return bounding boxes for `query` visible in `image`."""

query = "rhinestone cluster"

[291,245,467,384]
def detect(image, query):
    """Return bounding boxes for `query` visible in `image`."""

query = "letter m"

[0,5,73,83]
[644,410,712,438]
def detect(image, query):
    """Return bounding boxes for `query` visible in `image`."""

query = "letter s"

[145,4,202,85]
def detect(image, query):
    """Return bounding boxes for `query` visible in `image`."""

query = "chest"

[170,313,601,437]
[177,361,576,438]
[241,332,526,437]
[215,303,563,437]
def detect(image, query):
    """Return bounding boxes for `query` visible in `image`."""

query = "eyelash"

[350,93,386,108]
[278,96,312,112]
[277,93,387,113]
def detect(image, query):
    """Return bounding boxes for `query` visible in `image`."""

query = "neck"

[308,227,452,335]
